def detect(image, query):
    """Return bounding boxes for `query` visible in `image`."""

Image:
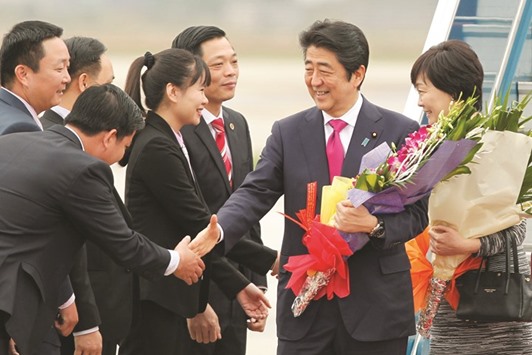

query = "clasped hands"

[187,283,271,343]
[172,215,220,285]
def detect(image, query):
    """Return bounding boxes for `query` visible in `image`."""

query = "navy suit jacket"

[0,88,41,134]
[218,98,428,342]
[0,126,170,354]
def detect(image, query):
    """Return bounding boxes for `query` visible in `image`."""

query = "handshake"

[172,215,220,285]
[171,215,280,320]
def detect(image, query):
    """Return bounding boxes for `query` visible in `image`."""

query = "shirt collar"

[64,125,85,151]
[202,107,224,125]
[322,93,363,127]
[51,105,70,119]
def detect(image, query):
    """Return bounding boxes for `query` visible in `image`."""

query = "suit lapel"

[43,110,64,125]
[146,112,198,190]
[48,125,83,149]
[342,98,384,177]
[194,117,232,194]
[298,108,330,187]
[223,112,242,190]
[112,188,133,226]
[0,88,33,118]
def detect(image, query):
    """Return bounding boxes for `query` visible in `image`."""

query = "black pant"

[278,299,408,355]
[0,312,10,355]
[119,300,193,355]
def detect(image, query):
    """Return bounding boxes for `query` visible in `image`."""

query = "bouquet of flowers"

[283,96,485,317]
[410,93,532,351]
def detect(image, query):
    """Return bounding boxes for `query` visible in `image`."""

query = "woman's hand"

[429,225,480,256]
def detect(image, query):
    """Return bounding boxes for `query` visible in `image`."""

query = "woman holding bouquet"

[409,40,531,354]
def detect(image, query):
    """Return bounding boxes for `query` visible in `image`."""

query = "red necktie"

[326,119,348,183]
[211,118,232,186]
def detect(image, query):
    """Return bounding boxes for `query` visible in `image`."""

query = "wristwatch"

[368,217,385,239]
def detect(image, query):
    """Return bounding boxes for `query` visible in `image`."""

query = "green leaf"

[442,166,472,181]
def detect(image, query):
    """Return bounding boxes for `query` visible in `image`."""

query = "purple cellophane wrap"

[416,278,449,338]
[348,139,478,214]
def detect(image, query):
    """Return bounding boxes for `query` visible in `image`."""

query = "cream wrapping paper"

[428,130,532,279]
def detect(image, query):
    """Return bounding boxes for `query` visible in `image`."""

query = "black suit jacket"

[40,109,64,130]
[42,108,135,343]
[182,107,275,331]
[125,112,276,319]
[125,111,211,317]
[218,98,429,342]
[83,189,136,342]
[0,126,171,355]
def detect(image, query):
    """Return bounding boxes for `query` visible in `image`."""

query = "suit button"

[125,268,132,273]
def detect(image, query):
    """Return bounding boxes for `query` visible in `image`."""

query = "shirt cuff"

[59,293,75,310]
[217,223,224,243]
[73,326,99,337]
[164,249,181,276]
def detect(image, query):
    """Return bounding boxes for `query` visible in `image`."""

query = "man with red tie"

[173,26,274,355]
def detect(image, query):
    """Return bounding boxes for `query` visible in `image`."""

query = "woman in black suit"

[120,49,272,355]
[121,49,213,355]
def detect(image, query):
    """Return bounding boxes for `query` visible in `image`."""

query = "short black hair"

[64,36,106,87]
[65,84,145,138]
[410,40,484,110]
[0,20,63,87]
[299,19,369,87]
[171,26,226,56]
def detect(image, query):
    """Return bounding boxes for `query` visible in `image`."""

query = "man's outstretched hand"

[190,215,220,257]
[174,236,205,285]
[236,283,271,320]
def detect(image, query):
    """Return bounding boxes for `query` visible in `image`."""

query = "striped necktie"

[211,118,232,186]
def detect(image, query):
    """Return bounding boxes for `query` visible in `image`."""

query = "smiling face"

[304,45,363,118]
[200,36,238,113]
[174,77,209,127]
[415,74,453,124]
[20,37,71,114]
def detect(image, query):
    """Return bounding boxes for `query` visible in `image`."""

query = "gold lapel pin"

[229,123,235,130]
[371,132,377,138]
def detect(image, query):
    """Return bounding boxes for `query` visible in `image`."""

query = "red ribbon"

[282,182,353,300]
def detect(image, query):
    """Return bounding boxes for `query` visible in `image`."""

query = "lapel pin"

[229,123,235,130]
[361,137,370,147]
[371,132,377,138]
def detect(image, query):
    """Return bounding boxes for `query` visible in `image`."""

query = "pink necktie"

[211,118,232,186]
[326,119,348,183]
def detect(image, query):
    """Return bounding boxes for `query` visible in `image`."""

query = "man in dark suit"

[0,20,77,354]
[41,37,132,355]
[0,84,211,355]
[193,20,428,355]
[173,26,273,355]
[0,21,70,135]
